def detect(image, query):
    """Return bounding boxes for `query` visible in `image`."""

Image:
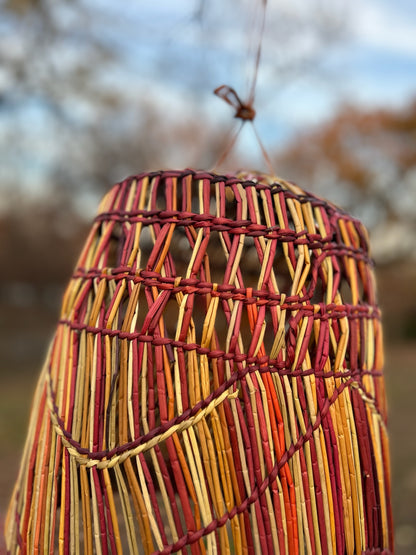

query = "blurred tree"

[275,99,416,263]
[0,0,348,213]
[0,197,88,310]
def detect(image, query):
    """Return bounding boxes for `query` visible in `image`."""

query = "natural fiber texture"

[6,170,393,554]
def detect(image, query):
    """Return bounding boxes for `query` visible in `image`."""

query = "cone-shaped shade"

[6,170,393,554]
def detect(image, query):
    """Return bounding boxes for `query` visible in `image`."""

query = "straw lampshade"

[5,170,393,554]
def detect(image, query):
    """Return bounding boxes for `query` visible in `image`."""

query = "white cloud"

[350,0,416,55]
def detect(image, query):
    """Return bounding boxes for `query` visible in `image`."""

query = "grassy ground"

[1,313,415,553]
[385,342,416,554]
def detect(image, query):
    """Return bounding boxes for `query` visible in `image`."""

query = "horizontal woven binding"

[6,170,393,554]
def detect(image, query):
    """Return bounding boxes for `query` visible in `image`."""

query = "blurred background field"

[1,0,415,553]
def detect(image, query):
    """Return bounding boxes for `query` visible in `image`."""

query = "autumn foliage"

[275,99,416,238]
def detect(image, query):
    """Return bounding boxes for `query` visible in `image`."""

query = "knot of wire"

[214,85,256,122]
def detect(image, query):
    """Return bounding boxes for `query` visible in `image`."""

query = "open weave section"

[6,170,393,554]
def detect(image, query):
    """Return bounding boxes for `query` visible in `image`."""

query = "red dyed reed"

[5,170,393,554]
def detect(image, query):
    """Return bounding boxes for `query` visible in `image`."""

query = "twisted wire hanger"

[213,0,274,174]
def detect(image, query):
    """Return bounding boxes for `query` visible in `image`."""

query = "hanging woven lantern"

[5,170,393,554]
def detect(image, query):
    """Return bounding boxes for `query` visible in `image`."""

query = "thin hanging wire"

[213,0,274,174]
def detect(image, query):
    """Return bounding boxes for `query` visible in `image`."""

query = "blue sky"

[238,0,416,135]
[322,0,416,106]
[1,0,416,203]
[78,0,416,124]
[106,0,416,151]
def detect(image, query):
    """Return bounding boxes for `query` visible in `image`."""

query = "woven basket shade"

[6,170,393,554]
